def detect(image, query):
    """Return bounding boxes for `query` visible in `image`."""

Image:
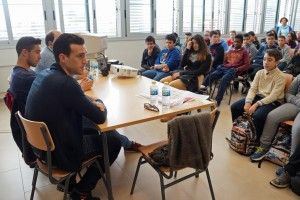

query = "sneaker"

[250,146,269,161]
[275,166,286,177]
[124,141,143,152]
[70,189,100,200]
[270,170,290,188]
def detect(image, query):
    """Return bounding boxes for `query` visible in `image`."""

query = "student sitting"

[204,30,211,46]
[231,49,285,141]
[139,36,161,74]
[202,34,249,106]
[243,33,258,62]
[287,31,297,49]
[248,31,260,50]
[160,34,211,92]
[227,30,236,47]
[36,30,62,72]
[215,29,229,52]
[270,141,300,190]
[142,34,181,81]
[209,30,225,72]
[181,32,192,54]
[250,74,300,161]
[8,36,41,166]
[277,35,291,71]
[249,32,278,80]
[285,49,300,76]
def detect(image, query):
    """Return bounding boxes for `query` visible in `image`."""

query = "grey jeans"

[260,103,300,153]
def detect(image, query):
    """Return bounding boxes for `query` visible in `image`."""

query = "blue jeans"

[230,96,280,138]
[203,66,236,103]
[142,69,170,81]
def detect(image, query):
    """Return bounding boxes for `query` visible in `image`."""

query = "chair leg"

[63,175,71,200]
[206,169,215,200]
[95,160,109,191]
[174,171,177,178]
[130,156,143,195]
[228,83,233,105]
[159,173,166,200]
[195,169,199,178]
[30,167,39,200]
[210,82,217,99]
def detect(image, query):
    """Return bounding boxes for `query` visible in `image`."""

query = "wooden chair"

[15,111,108,200]
[130,109,220,200]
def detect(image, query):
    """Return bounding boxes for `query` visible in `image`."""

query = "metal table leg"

[101,132,114,200]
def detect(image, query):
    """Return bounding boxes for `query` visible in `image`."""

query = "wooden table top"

[85,75,215,132]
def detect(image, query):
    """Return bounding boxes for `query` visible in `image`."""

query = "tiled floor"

[0,91,299,200]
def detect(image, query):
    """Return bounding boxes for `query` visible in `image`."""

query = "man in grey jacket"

[277,35,291,71]
[36,30,61,72]
[250,74,300,162]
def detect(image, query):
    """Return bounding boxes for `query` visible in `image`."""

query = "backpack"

[226,113,257,155]
[148,144,170,167]
[264,124,291,166]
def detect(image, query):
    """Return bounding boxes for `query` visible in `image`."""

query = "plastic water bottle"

[162,83,171,108]
[150,81,159,105]
[89,60,99,80]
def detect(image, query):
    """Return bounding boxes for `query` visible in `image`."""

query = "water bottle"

[92,61,99,80]
[149,81,158,105]
[162,83,171,108]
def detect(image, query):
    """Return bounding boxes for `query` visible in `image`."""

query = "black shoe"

[70,189,100,200]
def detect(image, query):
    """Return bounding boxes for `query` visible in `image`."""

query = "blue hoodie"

[155,47,181,71]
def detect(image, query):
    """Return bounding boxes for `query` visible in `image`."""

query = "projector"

[111,65,138,77]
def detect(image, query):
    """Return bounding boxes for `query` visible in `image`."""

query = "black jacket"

[178,49,212,92]
[25,63,107,171]
[141,45,161,70]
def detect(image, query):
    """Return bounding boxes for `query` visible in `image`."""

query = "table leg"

[101,132,114,200]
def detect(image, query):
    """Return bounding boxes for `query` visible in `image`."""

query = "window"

[183,0,192,33]
[95,0,120,37]
[0,1,8,41]
[128,0,151,34]
[278,0,292,25]
[245,0,263,33]
[55,0,89,33]
[156,0,177,34]
[6,0,45,39]
[204,0,213,31]
[213,0,226,33]
[294,1,300,31]
[193,0,204,32]
[229,0,245,32]
[264,0,278,32]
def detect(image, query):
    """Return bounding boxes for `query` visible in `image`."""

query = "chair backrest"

[15,111,55,152]
[284,73,293,93]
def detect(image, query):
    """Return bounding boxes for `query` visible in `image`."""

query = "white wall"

[0,39,166,93]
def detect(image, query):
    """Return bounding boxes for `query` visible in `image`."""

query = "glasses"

[144,103,159,112]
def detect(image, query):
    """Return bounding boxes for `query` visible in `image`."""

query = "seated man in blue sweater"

[25,34,123,199]
[142,34,181,81]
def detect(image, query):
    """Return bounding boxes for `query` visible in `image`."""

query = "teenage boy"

[202,34,250,106]
[248,31,260,50]
[277,35,291,71]
[243,33,258,62]
[139,35,161,74]
[249,32,278,80]
[227,30,236,47]
[231,49,285,141]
